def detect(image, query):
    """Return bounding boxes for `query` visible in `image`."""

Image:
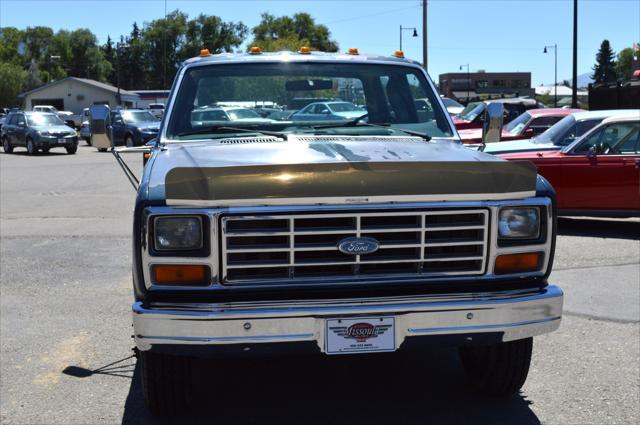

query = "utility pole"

[163,0,167,90]
[422,0,428,71]
[571,0,578,108]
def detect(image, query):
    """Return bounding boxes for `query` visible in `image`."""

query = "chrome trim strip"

[166,191,536,207]
[138,333,315,343]
[408,317,561,334]
[132,285,564,351]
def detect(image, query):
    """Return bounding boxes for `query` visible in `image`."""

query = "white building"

[19,77,140,114]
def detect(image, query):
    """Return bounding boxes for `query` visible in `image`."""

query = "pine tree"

[591,39,617,83]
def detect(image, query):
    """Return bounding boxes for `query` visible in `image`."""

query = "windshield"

[329,102,359,112]
[504,112,531,135]
[458,102,484,121]
[442,98,463,108]
[166,62,453,140]
[227,108,261,119]
[26,113,64,126]
[123,111,158,123]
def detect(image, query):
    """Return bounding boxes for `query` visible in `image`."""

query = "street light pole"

[116,42,126,106]
[422,0,428,70]
[399,25,418,52]
[544,44,558,107]
[460,64,470,104]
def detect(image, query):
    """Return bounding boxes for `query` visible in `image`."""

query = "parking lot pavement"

[1,145,639,425]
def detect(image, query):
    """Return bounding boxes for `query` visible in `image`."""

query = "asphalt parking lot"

[1,144,638,425]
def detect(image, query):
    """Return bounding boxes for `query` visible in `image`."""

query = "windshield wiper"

[177,125,288,140]
[315,117,431,141]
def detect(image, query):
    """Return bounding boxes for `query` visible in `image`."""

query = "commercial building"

[18,77,139,113]
[439,71,534,103]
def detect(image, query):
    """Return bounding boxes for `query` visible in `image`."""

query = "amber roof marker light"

[347,47,359,55]
[394,50,405,58]
[299,46,311,54]
[249,46,262,54]
[199,49,210,56]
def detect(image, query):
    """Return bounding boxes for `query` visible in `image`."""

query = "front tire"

[85,138,91,146]
[97,148,107,152]
[2,137,13,153]
[26,138,36,155]
[140,351,192,417]
[66,146,77,154]
[459,337,533,397]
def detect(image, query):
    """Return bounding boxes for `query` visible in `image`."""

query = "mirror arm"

[112,148,140,191]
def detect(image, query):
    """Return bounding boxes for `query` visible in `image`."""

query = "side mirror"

[481,102,504,144]
[89,104,112,150]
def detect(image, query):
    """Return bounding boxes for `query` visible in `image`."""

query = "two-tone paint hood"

[146,136,538,206]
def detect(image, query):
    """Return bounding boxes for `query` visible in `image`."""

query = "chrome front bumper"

[133,285,563,354]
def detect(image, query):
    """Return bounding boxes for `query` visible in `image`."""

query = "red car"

[498,114,640,216]
[453,98,543,130]
[459,108,582,144]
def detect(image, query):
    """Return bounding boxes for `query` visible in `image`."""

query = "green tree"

[0,27,26,66]
[591,39,617,83]
[180,14,247,60]
[66,29,111,81]
[616,47,636,81]
[0,62,28,106]
[142,10,189,89]
[250,12,338,52]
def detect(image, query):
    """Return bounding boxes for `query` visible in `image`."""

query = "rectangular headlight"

[498,207,540,239]
[154,216,202,251]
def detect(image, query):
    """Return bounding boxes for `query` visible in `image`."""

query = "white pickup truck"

[33,105,82,128]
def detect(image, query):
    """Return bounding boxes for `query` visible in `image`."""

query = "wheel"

[125,134,135,148]
[66,146,77,154]
[42,147,50,154]
[97,148,107,152]
[26,138,36,155]
[2,137,13,153]
[140,351,192,417]
[459,337,533,397]
[85,137,91,146]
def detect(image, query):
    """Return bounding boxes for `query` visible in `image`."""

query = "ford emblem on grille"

[337,237,380,255]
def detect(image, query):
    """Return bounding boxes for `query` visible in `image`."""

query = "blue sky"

[1,0,638,86]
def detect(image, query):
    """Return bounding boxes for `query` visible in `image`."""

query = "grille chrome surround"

[221,209,489,284]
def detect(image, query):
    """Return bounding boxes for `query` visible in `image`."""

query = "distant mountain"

[568,73,594,89]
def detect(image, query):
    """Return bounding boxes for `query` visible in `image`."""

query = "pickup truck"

[33,105,82,128]
[92,48,563,417]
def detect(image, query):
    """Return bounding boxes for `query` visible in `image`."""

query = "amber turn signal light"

[494,252,542,275]
[152,265,210,286]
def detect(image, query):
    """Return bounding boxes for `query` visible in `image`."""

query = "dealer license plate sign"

[58,138,65,144]
[326,317,395,354]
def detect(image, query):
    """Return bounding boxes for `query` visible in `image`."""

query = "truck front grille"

[221,209,489,284]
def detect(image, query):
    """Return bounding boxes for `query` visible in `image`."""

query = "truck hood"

[148,136,538,206]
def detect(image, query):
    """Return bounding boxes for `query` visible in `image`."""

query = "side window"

[316,104,329,114]
[16,115,26,126]
[615,125,640,154]
[575,123,639,154]
[529,116,561,134]
[573,127,605,154]
[7,115,17,125]
[575,119,599,137]
[405,74,433,123]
